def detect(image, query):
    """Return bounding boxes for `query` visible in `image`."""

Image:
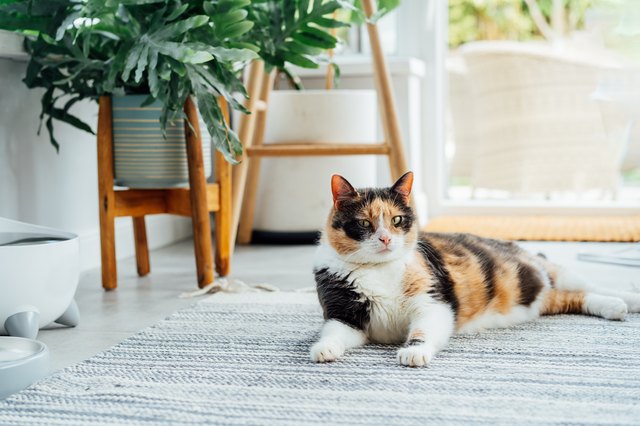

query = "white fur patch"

[310,319,367,363]
[397,345,433,367]
[315,244,435,344]
[584,294,628,321]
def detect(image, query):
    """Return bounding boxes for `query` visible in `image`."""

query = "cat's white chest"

[352,262,410,344]
[314,244,412,344]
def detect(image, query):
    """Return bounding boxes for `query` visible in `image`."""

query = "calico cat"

[311,172,640,367]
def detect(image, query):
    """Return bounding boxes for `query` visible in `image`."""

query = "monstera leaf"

[244,0,348,89]
[0,0,257,162]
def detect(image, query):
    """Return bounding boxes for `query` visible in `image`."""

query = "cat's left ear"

[391,171,413,203]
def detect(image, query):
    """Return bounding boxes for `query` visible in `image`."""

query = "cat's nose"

[379,235,391,246]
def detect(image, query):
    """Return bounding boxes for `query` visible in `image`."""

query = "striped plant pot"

[112,95,212,188]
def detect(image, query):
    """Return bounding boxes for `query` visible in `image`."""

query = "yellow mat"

[424,216,640,242]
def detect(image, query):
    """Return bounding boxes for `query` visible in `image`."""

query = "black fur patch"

[457,236,497,302]
[314,267,370,331]
[406,338,425,346]
[517,263,545,306]
[331,187,415,241]
[416,237,459,317]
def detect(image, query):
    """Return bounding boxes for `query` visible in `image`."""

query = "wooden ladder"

[231,0,410,245]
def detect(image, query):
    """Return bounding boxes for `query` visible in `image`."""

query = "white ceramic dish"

[0,337,50,399]
[0,217,80,338]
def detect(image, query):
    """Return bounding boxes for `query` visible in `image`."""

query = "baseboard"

[78,215,193,272]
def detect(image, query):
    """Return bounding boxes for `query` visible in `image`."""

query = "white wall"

[0,57,192,272]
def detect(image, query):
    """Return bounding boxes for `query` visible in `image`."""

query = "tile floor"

[39,239,640,371]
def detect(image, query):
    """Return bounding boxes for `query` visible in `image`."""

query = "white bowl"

[0,218,80,338]
[0,337,50,399]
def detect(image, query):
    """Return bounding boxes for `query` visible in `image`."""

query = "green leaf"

[314,17,350,28]
[106,0,164,5]
[284,39,322,55]
[45,117,60,153]
[50,107,95,135]
[218,9,248,27]
[157,42,214,64]
[217,0,251,14]
[200,45,258,63]
[330,62,341,88]
[315,1,342,16]
[292,27,337,49]
[202,1,216,16]
[217,20,253,39]
[134,44,149,83]
[122,43,143,81]
[55,12,80,41]
[166,3,188,21]
[228,41,260,52]
[298,0,310,17]
[194,90,240,163]
[283,51,319,68]
[152,15,209,39]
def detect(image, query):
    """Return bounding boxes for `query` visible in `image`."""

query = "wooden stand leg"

[362,0,409,182]
[184,97,214,288]
[132,216,150,276]
[237,70,276,244]
[214,99,232,276]
[231,61,265,246]
[214,151,232,276]
[97,96,117,291]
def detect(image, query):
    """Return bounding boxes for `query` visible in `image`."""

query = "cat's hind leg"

[552,268,640,313]
[541,288,627,320]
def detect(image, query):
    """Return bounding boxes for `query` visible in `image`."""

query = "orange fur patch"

[363,198,409,235]
[325,215,359,255]
[491,261,521,314]
[440,246,490,325]
[403,256,431,298]
[542,289,585,315]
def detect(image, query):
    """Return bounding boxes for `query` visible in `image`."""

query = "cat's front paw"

[310,339,344,363]
[397,345,433,367]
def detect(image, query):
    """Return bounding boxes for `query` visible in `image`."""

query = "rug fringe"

[179,278,291,299]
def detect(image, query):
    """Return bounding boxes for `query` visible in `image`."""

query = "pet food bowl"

[0,217,80,339]
[0,337,50,399]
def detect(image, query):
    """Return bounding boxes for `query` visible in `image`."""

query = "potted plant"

[0,0,257,187]
[238,0,398,241]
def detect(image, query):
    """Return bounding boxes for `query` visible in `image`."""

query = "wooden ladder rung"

[246,143,390,157]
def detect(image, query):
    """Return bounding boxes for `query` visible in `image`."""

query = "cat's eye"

[392,216,403,226]
[358,219,371,228]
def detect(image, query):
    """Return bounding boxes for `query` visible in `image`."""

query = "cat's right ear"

[331,175,358,209]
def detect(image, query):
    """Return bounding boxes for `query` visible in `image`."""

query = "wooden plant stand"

[97,96,231,290]
[231,0,411,245]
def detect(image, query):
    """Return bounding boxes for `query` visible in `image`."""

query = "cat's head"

[324,172,418,264]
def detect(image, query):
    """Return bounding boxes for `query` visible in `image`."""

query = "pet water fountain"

[0,217,80,398]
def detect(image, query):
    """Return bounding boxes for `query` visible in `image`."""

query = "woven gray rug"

[1,292,639,425]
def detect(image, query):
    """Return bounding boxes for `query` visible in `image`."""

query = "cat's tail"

[541,288,627,321]
[550,268,640,313]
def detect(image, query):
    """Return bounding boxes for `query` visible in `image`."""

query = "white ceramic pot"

[253,90,377,235]
[112,95,212,188]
